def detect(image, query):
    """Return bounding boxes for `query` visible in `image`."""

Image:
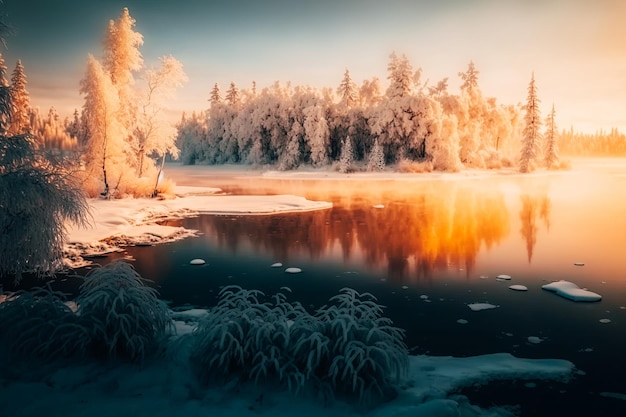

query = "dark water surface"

[6,159,626,416]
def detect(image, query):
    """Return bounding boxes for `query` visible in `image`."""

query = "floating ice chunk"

[457,319,469,324]
[271,262,283,267]
[468,303,499,311]
[509,285,528,291]
[420,295,429,299]
[599,318,611,323]
[285,267,302,274]
[600,392,626,401]
[527,336,543,344]
[574,262,585,266]
[372,204,385,209]
[542,280,602,302]
[189,258,206,265]
[402,285,409,290]
[496,274,512,280]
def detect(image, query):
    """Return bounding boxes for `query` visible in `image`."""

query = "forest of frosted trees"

[175,56,525,172]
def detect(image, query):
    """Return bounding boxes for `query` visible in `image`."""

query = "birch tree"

[133,55,187,177]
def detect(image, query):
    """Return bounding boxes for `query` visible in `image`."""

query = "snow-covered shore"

[63,185,332,268]
[0,309,576,417]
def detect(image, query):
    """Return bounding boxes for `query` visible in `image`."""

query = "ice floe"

[457,319,469,324]
[599,319,611,323]
[509,285,528,291]
[528,336,544,344]
[541,280,602,302]
[189,258,206,265]
[468,303,499,311]
[271,262,283,267]
[496,274,512,281]
[285,267,302,274]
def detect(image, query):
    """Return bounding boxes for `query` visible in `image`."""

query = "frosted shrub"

[76,261,172,362]
[367,138,386,172]
[190,286,327,394]
[0,287,89,362]
[190,286,408,406]
[316,288,408,404]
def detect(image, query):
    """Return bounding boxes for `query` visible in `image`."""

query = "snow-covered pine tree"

[226,81,240,108]
[519,73,542,173]
[9,59,30,135]
[544,104,560,169]
[209,83,221,105]
[367,138,385,171]
[337,68,358,108]
[338,136,354,173]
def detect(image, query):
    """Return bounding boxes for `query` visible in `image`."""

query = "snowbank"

[63,186,332,268]
[0,312,574,417]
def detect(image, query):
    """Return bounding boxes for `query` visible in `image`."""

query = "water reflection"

[190,182,511,281]
[519,188,551,263]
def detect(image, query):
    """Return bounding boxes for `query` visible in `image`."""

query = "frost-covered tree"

[386,52,414,98]
[459,61,479,94]
[0,38,88,281]
[102,7,143,138]
[132,55,187,177]
[519,73,542,173]
[226,81,241,108]
[209,83,221,105]
[303,103,329,166]
[337,68,358,108]
[367,138,385,171]
[80,54,127,197]
[338,136,354,173]
[544,104,560,169]
[9,59,29,135]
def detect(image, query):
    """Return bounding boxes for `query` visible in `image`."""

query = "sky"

[1,0,625,133]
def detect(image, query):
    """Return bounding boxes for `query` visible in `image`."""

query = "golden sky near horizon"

[1,0,625,133]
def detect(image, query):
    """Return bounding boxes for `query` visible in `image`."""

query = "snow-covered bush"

[76,261,172,362]
[190,286,326,394]
[190,286,408,407]
[316,288,408,405]
[0,286,89,362]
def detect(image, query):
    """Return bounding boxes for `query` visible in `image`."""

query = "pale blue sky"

[2,0,625,133]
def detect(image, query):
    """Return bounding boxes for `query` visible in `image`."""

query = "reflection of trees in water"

[194,182,510,283]
[519,191,551,263]
[356,184,510,281]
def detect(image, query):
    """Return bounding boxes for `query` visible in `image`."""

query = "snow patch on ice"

[542,280,602,302]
